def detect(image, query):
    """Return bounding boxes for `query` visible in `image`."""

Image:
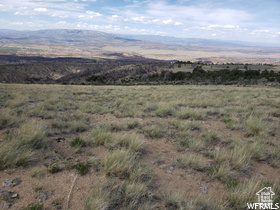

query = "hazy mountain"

[0,29,279,63]
[0,29,244,48]
[116,34,244,47]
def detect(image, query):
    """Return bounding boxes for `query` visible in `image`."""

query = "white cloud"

[34,8,48,12]
[175,22,183,26]
[251,29,269,35]
[86,10,102,17]
[131,16,146,22]
[162,19,173,24]
[207,24,222,28]
[224,25,239,29]
[110,15,125,21]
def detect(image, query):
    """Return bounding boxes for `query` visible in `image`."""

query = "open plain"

[0,84,279,209]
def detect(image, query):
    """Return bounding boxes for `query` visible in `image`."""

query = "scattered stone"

[3,202,11,209]
[2,178,22,188]
[159,164,167,169]
[37,192,48,202]
[54,150,58,153]
[197,181,208,194]
[11,194,18,199]
[227,133,232,137]
[0,188,13,202]
[151,161,155,165]
[200,184,208,194]
[166,170,172,174]
[215,147,220,151]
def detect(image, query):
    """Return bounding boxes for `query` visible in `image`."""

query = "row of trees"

[148,66,280,83]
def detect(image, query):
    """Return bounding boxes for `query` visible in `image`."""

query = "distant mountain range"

[0,29,280,63]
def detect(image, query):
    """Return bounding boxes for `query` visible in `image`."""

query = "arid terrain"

[1,56,280,85]
[0,84,279,209]
[0,28,280,210]
[1,29,280,64]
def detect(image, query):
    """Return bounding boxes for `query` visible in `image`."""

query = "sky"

[1,0,280,44]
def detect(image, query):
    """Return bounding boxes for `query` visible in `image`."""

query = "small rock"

[197,181,207,194]
[166,170,172,174]
[37,192,48,202]
[227,133,232,137]
[2,178,22,188]
[54,150,58,153]
[3,202,11,209]
[200,185,208,194]
[11,193,18,198]
[0,189,13,200]
[215,147,220,151]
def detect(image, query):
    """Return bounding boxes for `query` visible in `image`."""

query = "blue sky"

[1,0,280,44]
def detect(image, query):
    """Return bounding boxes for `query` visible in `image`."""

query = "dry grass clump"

[163,191,222,210]
[68,118,89,133]
[4,92,28,108]
[86,128,113,146]
[176,108,205,120]
[99,119,141,132]
[85,180,149,210]
[142,121,165,138]
[202,131,220,145]
[104,149,137,178]
[0,108,17,129]
[100,121,127,132]
[176,130,206,151]
[212,144,252,171]
[113,134,145,153]
[154,102,177,117]
[226,177,262,209]
[186,120,202,131]
[0,119,47,169]
[176,154,208,171]
[206,162,237,183]
[11,119,47,148]
[244,117,267,137]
